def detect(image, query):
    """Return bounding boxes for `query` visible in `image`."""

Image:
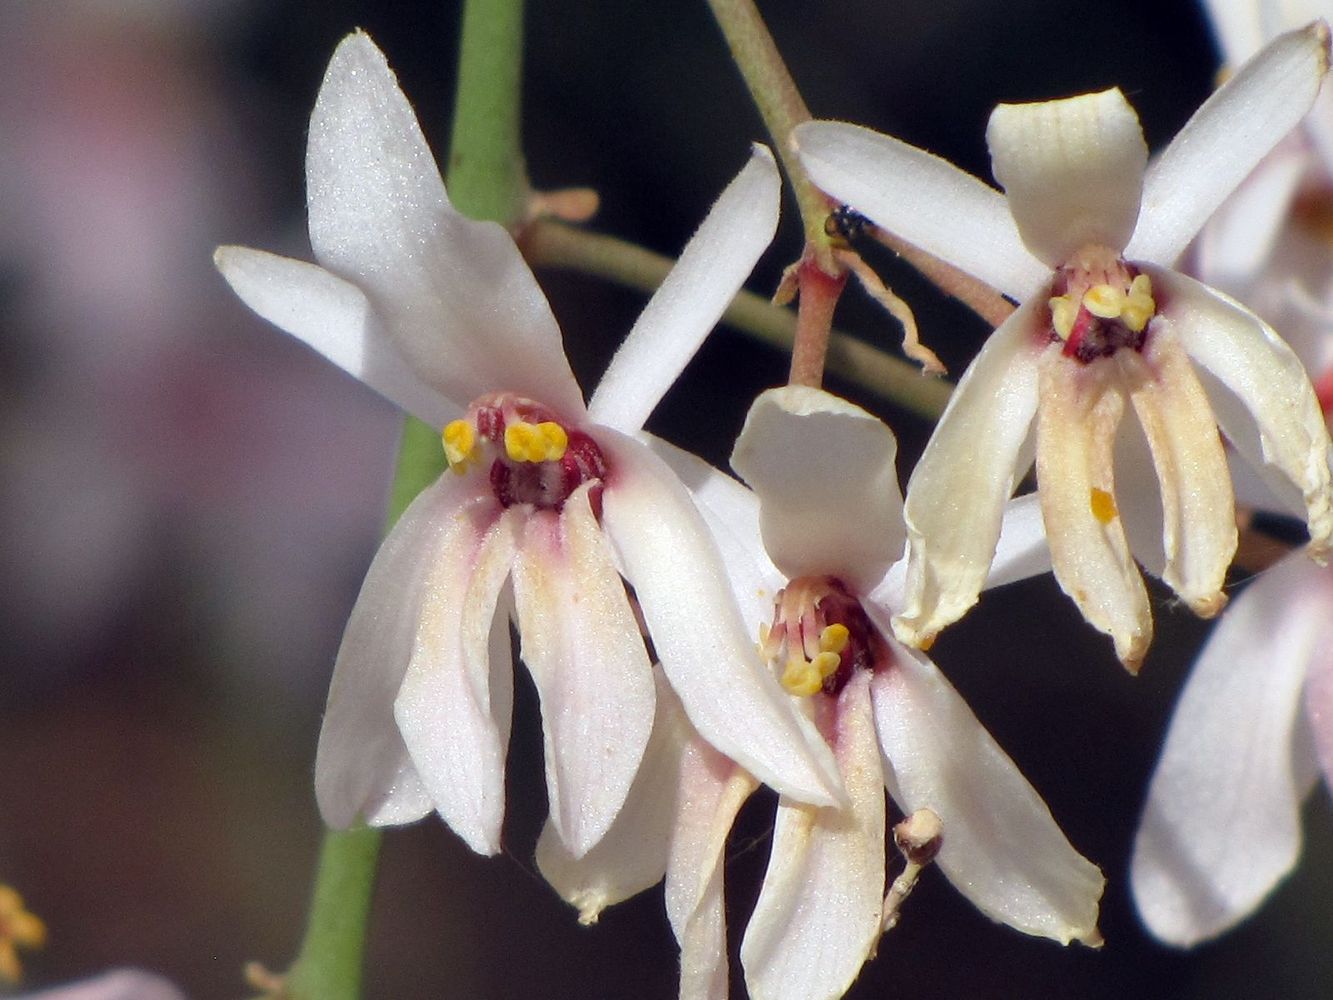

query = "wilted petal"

[792,120,1048,300]
[740,673,887,1000]
[1131,552,1328,946]
[512,483,656,857]
[987,89,1147,266]
[867,624,1105,945]
[731,385,904,593]
[588,146,780,433]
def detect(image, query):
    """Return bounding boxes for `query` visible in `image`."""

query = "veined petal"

[1153,266,1333,557]
[213,247,458,428]
[867,624,1105,945]
[793,121,1048,300]
[512,484,656,858]
[588,146,780,433]
[894,299,1045,649]
[987,89,1147,266]
[740,673,887,1000]
[731,386,904,593]
[392,505,519,856]
[305,32,584,416]
[1131,551,1328,946]
[598,427,844,806]
[1129,23,1331,266]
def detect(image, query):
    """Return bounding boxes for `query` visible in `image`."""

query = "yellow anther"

[442,419,478,473]
[819,623,850,655]
[1121,273,1156,332]
[504,421,569,463]
[1082,283,1126,319]
[0,885,46,983]
[1049,294,1079,339]
[781,656,823,697]
[1090,487,1118,525]
[812,650,842,679]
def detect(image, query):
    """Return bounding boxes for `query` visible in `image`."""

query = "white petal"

[20,970,188,1000]
[893,299,1045,649]
[793,121,1048,300]
[305,32,584,416]
[741,673,887,1000]
[1155,266,1333,556]
[214,247,458,428]
[731,386,904,592]
[983,491,1054,589]
[1131,551,1327,946]
[392,504,519,856]
[867,624,1105,944]
[1306,619,1333,785]
[588,147,780,433]
[987,89,1147,265]
[1202,0,1267,65]
[315,472,489,829]
[511,484,656,858]
[1129,23,1330,265]
[598,427,844,806]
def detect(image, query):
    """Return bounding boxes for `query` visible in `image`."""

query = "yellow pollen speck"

[819,623,849,654]
[0,885,46,983]
[442,419,477,473]
[1082,283,1126,319]
[1090,487,1118,524]
[505,421,569,462]
[1121,273,1156,332]
[781,656,823,697]
[812,650,841,679]
[1049,294,1078,339]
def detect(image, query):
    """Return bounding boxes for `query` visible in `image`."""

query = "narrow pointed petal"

[392,506,518,856]
[1306,634,1333,785]
[588,147,780,433]
[598,427,844,806]
[793,121,1048,300]
[741,673,887,1000]
[868,626,1105,944]
[731,386,904,592]
[893,300,1045,649]
[511,484,656,857]
[1129,23,1331,265]
[315,472,491,829]
[987,89,1147,266]
[1152,266,1333,557]
[305,32,583,416]
[1132,552,1328,946]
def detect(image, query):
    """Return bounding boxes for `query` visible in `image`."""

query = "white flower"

[214,31,843,859]
[15,970,186,1000]
[794,24,1333,670]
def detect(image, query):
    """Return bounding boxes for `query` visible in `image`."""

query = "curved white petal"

[1203,0,1267,64]
[315,472,491,829]
[511,484,656,858]
[1306,619,1333,784]
[599,427,844,806]
[305,31,584,416]
[987,89,1147,266]
[894,299,1045,649]
[392,504,518,856]
[1130,23,1330,265]
[793,120,1048,300]
[731,386,904,593]
[1113,410,1168,579]
[588,147,780,433]
[982,491,1054,589]
[868,624,1105,945]
[1131,552,1328,946]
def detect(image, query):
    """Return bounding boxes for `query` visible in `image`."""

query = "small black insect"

[824,204,870,242]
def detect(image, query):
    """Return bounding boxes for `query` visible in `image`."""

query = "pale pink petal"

[792,120,1048,300]
[511,483,656,857]
[1129,23,1331,265]
[867,623,1105,944]
[588,147,780,433]
[1306,627,1333,785]
[18,970,187,1000]
[304,31,584,416]
[740,673,887,1000]
[731,386,904,593]
[1131,551,1329,946]
[987,89,1147,266]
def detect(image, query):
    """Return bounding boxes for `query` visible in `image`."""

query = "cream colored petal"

[1036,347,1152,670]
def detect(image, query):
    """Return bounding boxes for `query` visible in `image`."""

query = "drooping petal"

[588,146,780,433]
[392,505,519,856]
[987,89,1147,266]
[1131,551,1328,946]
[867,623,1105,945]
[598,427,844,807]
[305,31,584,417]
[315,471,493,829]
[511,483,656,858]
[1129,23,1330,266]
[1152,266,1333,557]
[792,121,1048,300]
[731,385,904,593]
[893,299,1046,649]
[740,673,887,1000]
[213,247,458,428]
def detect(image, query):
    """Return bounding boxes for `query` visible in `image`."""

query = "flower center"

[442,394,607,513]
[760,576,881,698]
[1046,245,1156,364]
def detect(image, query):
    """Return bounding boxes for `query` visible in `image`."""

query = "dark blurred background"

[1,1,1329,997]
